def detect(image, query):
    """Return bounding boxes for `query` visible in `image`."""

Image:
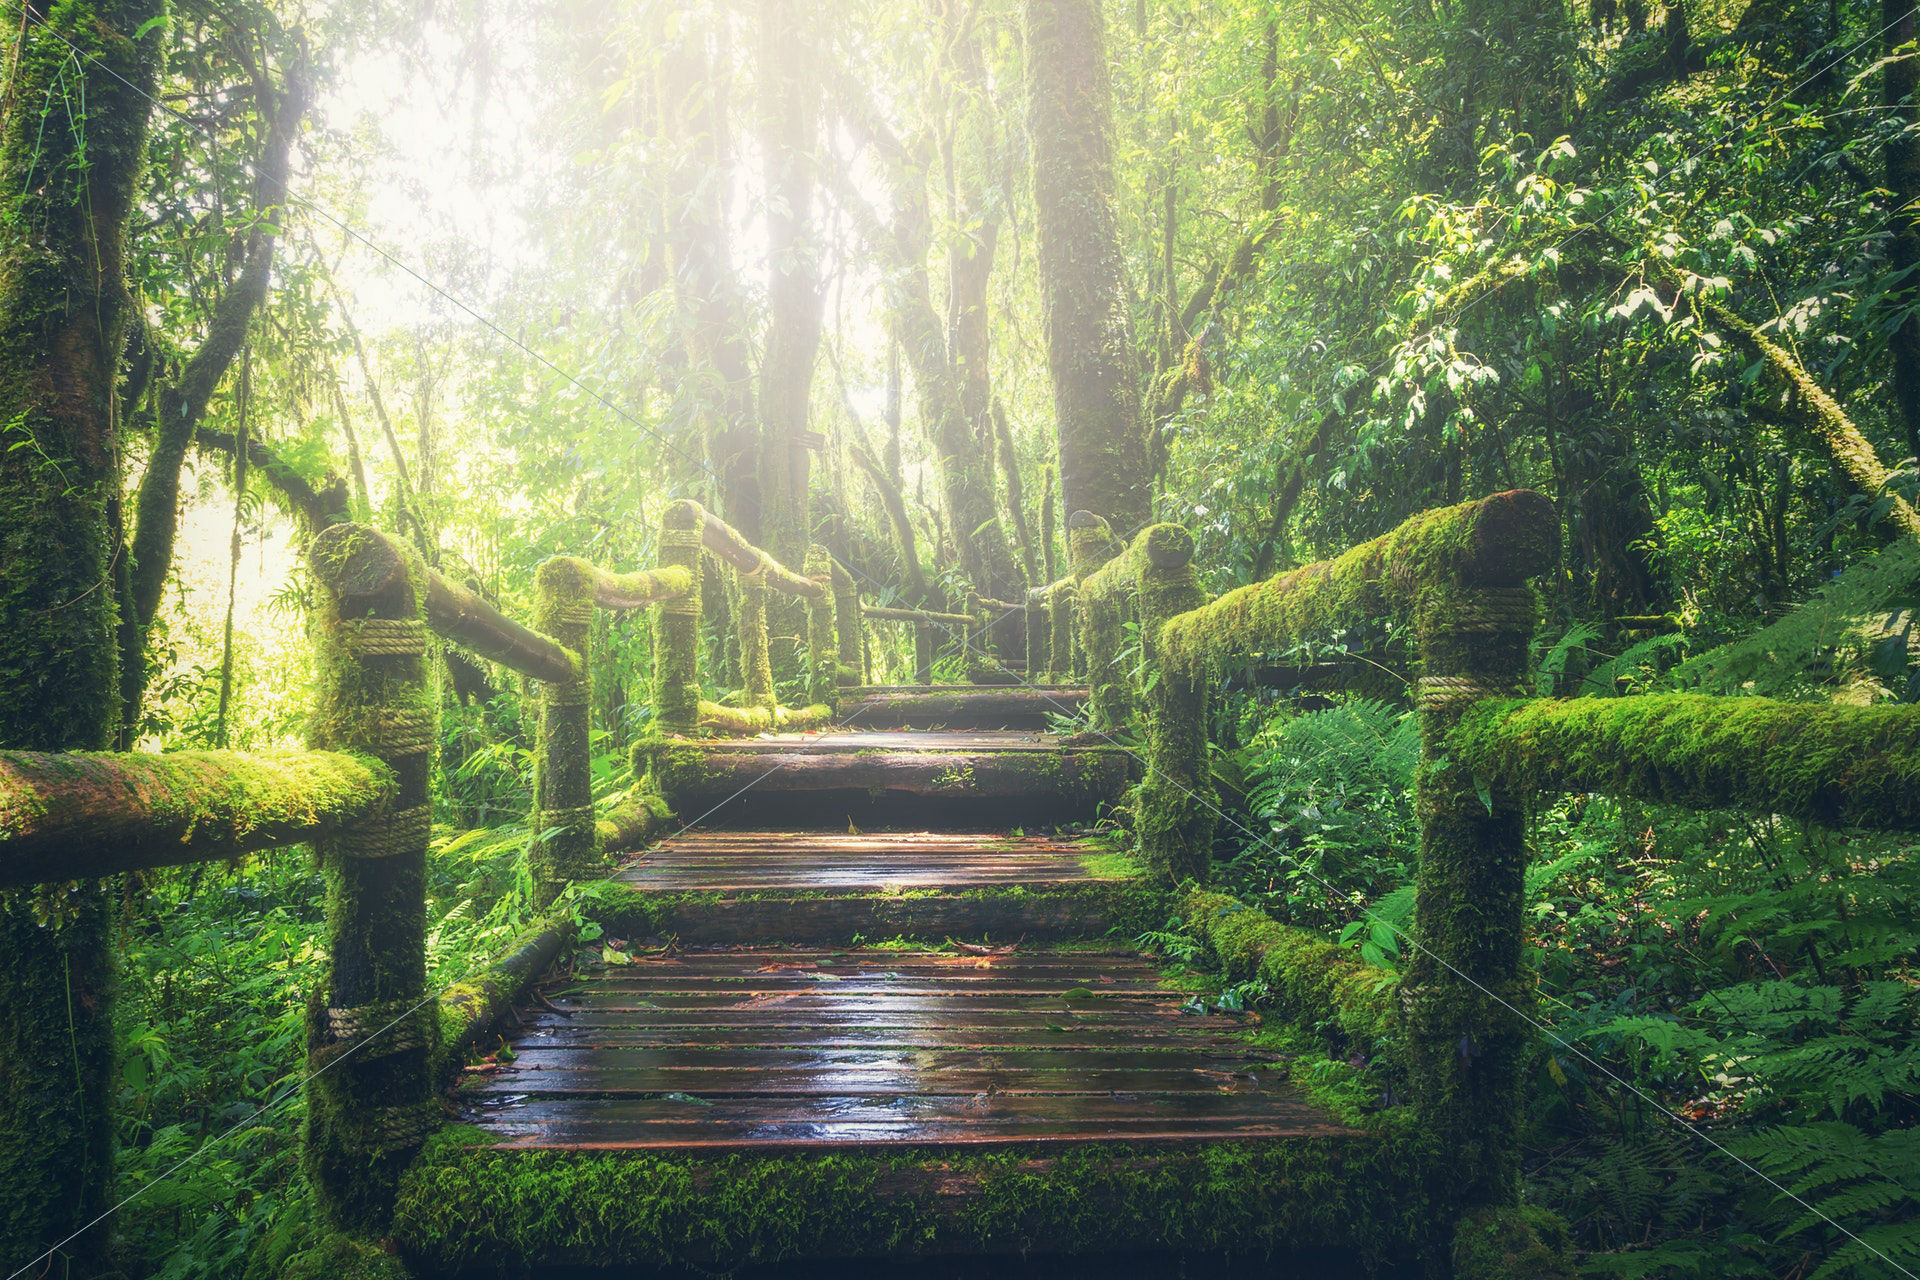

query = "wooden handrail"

[690,502,827,600]
[312,523,580,684]
[0,748,395,889]
[861,603,974,627]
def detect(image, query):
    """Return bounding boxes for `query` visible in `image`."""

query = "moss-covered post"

[804,544,838,709]
[831,560,864,685]
[1401,491,1557,1233]
[653,500,705,735]
[1081,577,1128,727]
[1134,525,1214,881]
[1048,582,1076,681]
[737,566,774,715]
[305,523,442,1229]
[1027,590,1051,678]
[914,620,934,686]
[1067,510,1120,689]
[531,556,596,905]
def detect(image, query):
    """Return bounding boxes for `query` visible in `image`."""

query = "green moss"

[391,1127,1425,1271]
[651,500,706,737]
[1451,694,1920,830]
[282,1233,411,1280]
[305,534,438,1230]
[595,784,671,855]
[530,557,599,904]
[575,877,1171,947]
[0,747,394,884]
[804,544,839,709]
[1160,490,1556,678]
[696,699,833,736]
[1182,890,1397,1055]
[1450,1204,1577,1280]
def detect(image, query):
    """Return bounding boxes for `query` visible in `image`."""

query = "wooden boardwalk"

[441,712,1365,1265]
[460,943,1342,1151]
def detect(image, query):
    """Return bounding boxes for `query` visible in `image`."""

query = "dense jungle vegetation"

[2,0,1919,1273]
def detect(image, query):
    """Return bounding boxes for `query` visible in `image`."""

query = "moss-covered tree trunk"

[0,3,160,1270]
[1885,0,1920,464]
[1021,0,1152,533]
[120,66,307,743]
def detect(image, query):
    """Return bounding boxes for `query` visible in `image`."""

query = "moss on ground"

[391,1126,1426,1272]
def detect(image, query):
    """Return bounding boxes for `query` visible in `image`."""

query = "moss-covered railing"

[1081,490,1557,1244]
[649,498,843,737]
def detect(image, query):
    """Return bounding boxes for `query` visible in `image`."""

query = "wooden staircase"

[396,699,1403,1273]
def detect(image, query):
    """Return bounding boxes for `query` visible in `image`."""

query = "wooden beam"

[0,748,394,888]
[311,523,580,684]
[692,504,827,601]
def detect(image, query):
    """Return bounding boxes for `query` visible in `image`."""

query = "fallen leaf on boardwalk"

[661,1093,713,1107]
[805,972,844,982]
[739,993,799,1008]
[1060,987,1097,1002]
[755,962,817,973]
[949,938,1021,956]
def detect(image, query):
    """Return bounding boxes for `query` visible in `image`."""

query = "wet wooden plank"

[507,1025,1259,1050]
[466,1067,1270,1098]
[517,1007,1241,1032]
[467,1092,1348,1150]
[592,893,1144,945]
[483,1046,1280,1073]
[558,991,1185,1012]
[573,975,1172,995]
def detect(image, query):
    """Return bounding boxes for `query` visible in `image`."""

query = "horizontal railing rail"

[0,748,395,888]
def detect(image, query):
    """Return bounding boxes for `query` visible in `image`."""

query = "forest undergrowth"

[1182,610,1920,1278]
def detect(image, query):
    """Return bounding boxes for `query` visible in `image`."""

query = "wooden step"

[459,948,1340,1151]
[643,731,1131,828]
[601,831,1160,944]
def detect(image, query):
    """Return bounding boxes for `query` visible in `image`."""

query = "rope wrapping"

[543,680,591,707]
[364,1098,444,1152]
[1440,588,1536,634]
[329,803,432,860]
[1415,675,1514,714]
[322,997,434,1060]
[538,803,597,832]
[550,601,594,630]
[364,705,436,755]
[338,617,428,657]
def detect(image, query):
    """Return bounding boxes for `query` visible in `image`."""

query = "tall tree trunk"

[0,3,161,1271]
[119,65,305,743]
[661,9,761,540]
[1885,0,1920,463]
[1022,0,1152,531]
[755,0,827,675]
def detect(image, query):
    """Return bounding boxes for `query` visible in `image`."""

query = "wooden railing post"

[304,523,441,1228]
[1132,525,1213,881]
[737,566,774,717]
[914,620,934,685]
[1026,589,1050,678]
[653,500,706,736]
[531,557,597,905]
[1047,582,1074,681]
[1068,510,1123,716]
[831,561,863,686]
[1401,492,1556,1224]
[804,544,838,708]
